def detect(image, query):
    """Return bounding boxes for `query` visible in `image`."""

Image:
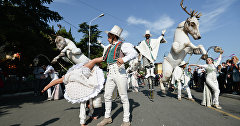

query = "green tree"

[55,24,75,42]
[0,0,62,75]
[77,22,107,70]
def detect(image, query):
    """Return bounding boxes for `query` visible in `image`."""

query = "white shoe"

[213,105,222,109]
[188,98,195,101]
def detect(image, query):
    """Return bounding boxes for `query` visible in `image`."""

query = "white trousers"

[206,74,220,105]
[177,81,192,99]
[47,88,52,98]
[79,102,86,125]
[104,64,130,122]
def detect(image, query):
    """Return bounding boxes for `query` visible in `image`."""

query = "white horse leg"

[161,58,174,94]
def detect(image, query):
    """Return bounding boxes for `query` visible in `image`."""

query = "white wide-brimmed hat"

[105,25,124,41]
[143,30,152,37]
[179,61,188,66]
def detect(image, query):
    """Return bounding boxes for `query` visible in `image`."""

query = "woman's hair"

[231,56,239,63]
[206,57,214,64]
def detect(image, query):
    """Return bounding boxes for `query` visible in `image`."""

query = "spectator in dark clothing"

[155,73,160,86]
[217,65,225,94]
[230,56,240,95]
[220,62,227,93]
[193,68,198,89]
[33,66,45,96]
[226,59,233,93]
[197,67,205,92]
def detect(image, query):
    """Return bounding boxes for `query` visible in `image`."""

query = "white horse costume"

[161,0,207,87]
[52,36,103,125]
[52,36,90,64]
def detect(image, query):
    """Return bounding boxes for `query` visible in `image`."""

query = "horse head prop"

[51,36,90,65]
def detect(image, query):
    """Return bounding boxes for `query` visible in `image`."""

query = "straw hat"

[105,25,124,41]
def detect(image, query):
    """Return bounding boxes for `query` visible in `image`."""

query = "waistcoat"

[103,42,123,64]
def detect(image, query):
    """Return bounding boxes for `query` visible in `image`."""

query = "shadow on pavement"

[10,124,20,126]
[64,106,80,111]
[86,101,118,125]
[36,118,60,126]
[0,94,47,117]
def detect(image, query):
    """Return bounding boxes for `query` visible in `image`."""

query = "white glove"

[97,40,102,44]
[162,29,166,35]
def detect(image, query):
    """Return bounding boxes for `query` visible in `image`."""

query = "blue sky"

[46,0,240,64]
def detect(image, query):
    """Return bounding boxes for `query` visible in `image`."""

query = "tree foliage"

[0,0,62,75]
[55,24,75,42]
[77,22,107,70]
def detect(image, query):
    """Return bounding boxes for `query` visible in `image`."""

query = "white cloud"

[127,15,175,34]
[200,0,236,33]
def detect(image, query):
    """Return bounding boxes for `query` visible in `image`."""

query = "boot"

[97,118,112,126]
[121,121,131,126]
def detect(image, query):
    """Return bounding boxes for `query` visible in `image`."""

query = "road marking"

[171,92,240,120]
[208,106,240,120]
[165,91,240,120]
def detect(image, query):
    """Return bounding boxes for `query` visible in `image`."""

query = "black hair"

[206,57,214,64]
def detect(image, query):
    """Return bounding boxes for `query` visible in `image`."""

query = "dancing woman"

[42,57,104,126]
[42,65,63,100]
[189,51,223,109]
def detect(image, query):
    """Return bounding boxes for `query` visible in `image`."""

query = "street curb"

[221,93,240,100]
[0,91,34,98]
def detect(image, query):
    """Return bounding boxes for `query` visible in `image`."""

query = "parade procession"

[0,0,240,126]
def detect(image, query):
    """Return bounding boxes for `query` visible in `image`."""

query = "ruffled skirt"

[63,63,104,104]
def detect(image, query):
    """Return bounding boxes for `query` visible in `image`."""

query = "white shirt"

[171,66,185,84]
[136,35,165,63]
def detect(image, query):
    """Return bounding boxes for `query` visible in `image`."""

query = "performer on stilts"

[42,57,105,126]
[136,30,167,94]
[97,25,137,126]
[171,61,195,101]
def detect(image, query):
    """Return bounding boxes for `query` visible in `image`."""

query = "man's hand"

[97,40,102,44]
[117,58,124,66]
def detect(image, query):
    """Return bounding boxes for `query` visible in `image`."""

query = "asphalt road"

[0,85,240,126]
